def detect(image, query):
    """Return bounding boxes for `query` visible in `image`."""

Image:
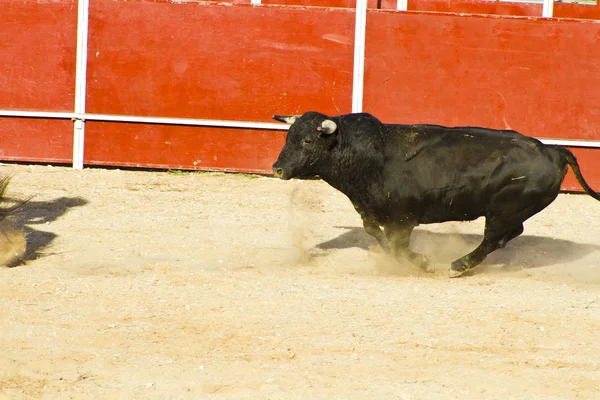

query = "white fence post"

[73,0,90,170]
[397,0,408,11]
[352,0,368,113]
[542,0,553,18]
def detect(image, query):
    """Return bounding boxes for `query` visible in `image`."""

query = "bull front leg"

[384,224,434,273]
[362,217,390,252]
[353,204,390,252]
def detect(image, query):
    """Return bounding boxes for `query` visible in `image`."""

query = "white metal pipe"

[82,113,290,130]
[352,0,368,113]
[542,0,553,18]
[0,110,76,119]
[0,110,289,130]
[538,138,600,148]
[3,110,600,148]
[397,0,408,11]
[73,0,90,170]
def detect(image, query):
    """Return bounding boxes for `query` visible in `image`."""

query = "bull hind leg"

[385,224,434,273]
[498,224,524,249]
[448,223,524,278]
[448,177,561,278]
[449,198,556,278]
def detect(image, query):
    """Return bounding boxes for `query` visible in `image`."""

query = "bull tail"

[555,146,600,201]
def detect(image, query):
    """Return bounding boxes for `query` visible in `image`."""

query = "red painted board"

[0,0,77,111]
[261,0,356,7]
[0,118,74,163]
[84,122,285,173]
[86,2,355,121]
[404,0,541,16]
[364,11,600,140]
[555,3,600,21]
[363,11,600,190]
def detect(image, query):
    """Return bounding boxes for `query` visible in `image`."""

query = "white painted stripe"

[73,0,90,170]
[538,138,600,148]
[3,110,600,148]
[542,0,553,18]
[0,110,75,119]
[397,0,408,11]
[352,0,367,113]
[82,113,289,130]
[0,110,289,130]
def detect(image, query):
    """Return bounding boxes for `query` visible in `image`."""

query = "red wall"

[83,1,353,171]
[86,2,355,120]
[0,0,598,191]
[363,10,600,190]
[364,11,600,139]
[0,0,77,163]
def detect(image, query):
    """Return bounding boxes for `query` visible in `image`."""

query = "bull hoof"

[448,268,467,278]
[449,259,470,278]
[422,263,435,274]
[367,245,384,254]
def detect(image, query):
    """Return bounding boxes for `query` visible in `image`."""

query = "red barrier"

[364,10,600,190]
[364,11,600,138]
[0,1,77,111]
[86,2,355,120]
[0,119,73,164]
[0,0,77,163]
[84,122,286,172]
[0,0,598,192]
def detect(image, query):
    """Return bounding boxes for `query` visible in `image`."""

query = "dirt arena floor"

[0,164,598,399]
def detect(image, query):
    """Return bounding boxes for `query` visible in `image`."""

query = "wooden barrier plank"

[406,0,541,16]
[555,3,600,20]
[84,122,285,173]
[0,0,77,111]
[0,119,74,163]
[86,2,355,121]
[364,11,600,189]
[364,11,600,139]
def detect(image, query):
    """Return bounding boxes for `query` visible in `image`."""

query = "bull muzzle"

[273,166,284,179]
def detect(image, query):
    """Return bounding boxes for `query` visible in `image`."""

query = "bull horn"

[318,119,337,134]
[272,115,299,124]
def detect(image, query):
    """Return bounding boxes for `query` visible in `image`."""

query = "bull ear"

[272,115,299,124]
[316,119,337,135]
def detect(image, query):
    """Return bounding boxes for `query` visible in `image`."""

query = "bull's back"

[381,125,563,223]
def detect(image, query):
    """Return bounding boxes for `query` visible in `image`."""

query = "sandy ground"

[0,164,598,399]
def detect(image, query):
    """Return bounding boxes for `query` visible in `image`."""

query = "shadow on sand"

[6,196,88,264]
[317,226,600,271]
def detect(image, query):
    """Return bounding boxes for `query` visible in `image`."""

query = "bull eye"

[301,139,312,146]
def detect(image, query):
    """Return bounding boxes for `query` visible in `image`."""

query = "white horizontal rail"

[0,110,75,119]
[538,138,600,148]
[83,113,289,130]
[0,110,289,130]
[2,109,600,148]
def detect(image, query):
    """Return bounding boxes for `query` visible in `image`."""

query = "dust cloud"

[284,182,313,265]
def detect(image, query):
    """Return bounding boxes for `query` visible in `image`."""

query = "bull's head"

[272,112,338,180]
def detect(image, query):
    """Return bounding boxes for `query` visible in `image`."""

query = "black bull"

[272,112,600,277]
